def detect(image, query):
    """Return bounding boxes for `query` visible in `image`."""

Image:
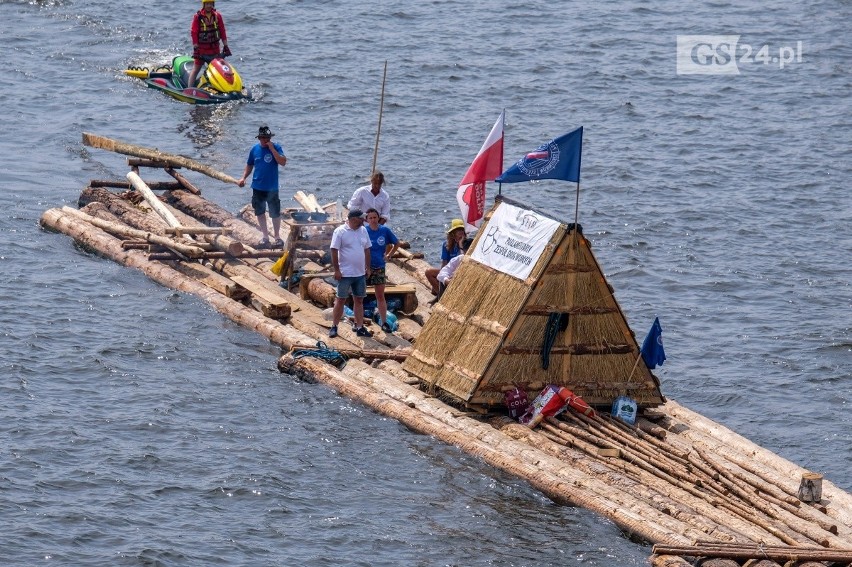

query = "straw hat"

[447,219,465,234]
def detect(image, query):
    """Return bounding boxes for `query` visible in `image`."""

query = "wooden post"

[797,472,823,502]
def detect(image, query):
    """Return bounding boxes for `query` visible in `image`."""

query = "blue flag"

[496,126,583,183]
[641,317,666,369]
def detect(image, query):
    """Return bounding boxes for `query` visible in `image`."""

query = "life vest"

[195,11,221,46]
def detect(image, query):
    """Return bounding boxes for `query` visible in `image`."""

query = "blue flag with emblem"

[496,126,583,184]
[641,317,666,369]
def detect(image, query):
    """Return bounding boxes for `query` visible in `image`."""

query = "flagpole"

[626,351,642,382]
[371,60,388,174]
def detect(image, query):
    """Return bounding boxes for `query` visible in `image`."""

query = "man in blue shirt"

[237,125,287,247]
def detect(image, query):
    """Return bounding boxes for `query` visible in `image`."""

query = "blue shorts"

[251,189,281,218]
[336,275,367,298]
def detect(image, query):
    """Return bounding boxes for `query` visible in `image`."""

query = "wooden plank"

[170,261,249,300]
[368,283,416,294]
[230,275,292,308]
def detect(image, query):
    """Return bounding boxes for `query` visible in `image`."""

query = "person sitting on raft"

[425,218,466,296]
[431,236,474,304]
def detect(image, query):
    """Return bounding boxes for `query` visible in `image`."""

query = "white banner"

[470,202,560,280]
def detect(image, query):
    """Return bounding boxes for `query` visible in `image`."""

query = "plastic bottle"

[611,395,638,425]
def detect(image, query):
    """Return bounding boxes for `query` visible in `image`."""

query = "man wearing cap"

[347,171,390,224]
[425,218,467,296]
[188,0,231,88]
[237,126,287,248]
[328,209,373,338]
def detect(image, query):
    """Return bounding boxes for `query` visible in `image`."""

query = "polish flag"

[456,110,505,230]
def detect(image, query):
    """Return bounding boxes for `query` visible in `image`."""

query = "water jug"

[611,395,637,425]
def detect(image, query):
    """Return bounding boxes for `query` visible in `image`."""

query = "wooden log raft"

[82,132,238,184]
[653,542,852,564]
[278,355,700,547]
[40,207,308,348]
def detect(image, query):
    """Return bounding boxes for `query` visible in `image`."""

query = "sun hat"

[257,125,274,138]
[446,218,465,234]
[348,209,365,219]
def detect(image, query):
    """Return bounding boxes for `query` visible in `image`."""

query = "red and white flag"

[456,110,505,231]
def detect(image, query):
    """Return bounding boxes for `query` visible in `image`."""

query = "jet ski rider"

[188,0,231,88]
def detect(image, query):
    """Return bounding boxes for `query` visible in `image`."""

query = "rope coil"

[291,341,347,369]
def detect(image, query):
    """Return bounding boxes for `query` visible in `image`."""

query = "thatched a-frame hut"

[403,197,665,409]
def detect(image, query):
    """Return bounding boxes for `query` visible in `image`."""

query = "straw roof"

[403,197,664,409]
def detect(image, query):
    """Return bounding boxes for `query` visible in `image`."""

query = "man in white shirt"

[329,209,373,338]
[348,171,390,224]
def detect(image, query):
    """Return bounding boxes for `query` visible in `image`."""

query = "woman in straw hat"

[425,218,466,296]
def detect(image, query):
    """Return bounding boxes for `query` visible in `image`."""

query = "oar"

[370,60,388,174]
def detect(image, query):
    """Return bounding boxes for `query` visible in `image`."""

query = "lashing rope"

[291,341,347,369]
[541,313,569,370]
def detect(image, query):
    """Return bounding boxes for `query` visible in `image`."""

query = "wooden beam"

[500,344,634,355]
[83,132,238,184]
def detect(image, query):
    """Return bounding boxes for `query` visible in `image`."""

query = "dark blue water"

[2,0,849,564]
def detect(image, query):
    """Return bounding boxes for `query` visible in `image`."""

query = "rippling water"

[2,0,850,564]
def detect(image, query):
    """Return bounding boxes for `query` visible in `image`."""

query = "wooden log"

[60,206,205,258]
[166,190,267,247]
[148,250,288,261]
[654,542,852,564]
[650,556,693,567]
[82,132,238,184]
[389,253,435,291]
[294,190,322,212]
[128,158,177,169]
[697,560,742,567]
[40,207,311,349]
[164,226,232,236]
[394,317,423,343]
[165,168,201,195]
[169,261,249,300]
[127,172,182,228]
[305,277,336,307]
[89,180,182,190]
[79,187,171,234]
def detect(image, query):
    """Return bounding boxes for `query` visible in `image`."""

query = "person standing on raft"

[188,0,232,88]
[364,208,401,333]
[237,126,287,248]
[348,171,391,224]
[329,209,373,339]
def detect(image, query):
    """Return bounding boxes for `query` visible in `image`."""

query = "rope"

[541,313,568,370]
[291,341,347,369]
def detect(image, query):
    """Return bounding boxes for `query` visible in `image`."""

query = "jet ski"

[125,55,252,104]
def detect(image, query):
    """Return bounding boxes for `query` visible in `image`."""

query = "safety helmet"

[201,0,214,4]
